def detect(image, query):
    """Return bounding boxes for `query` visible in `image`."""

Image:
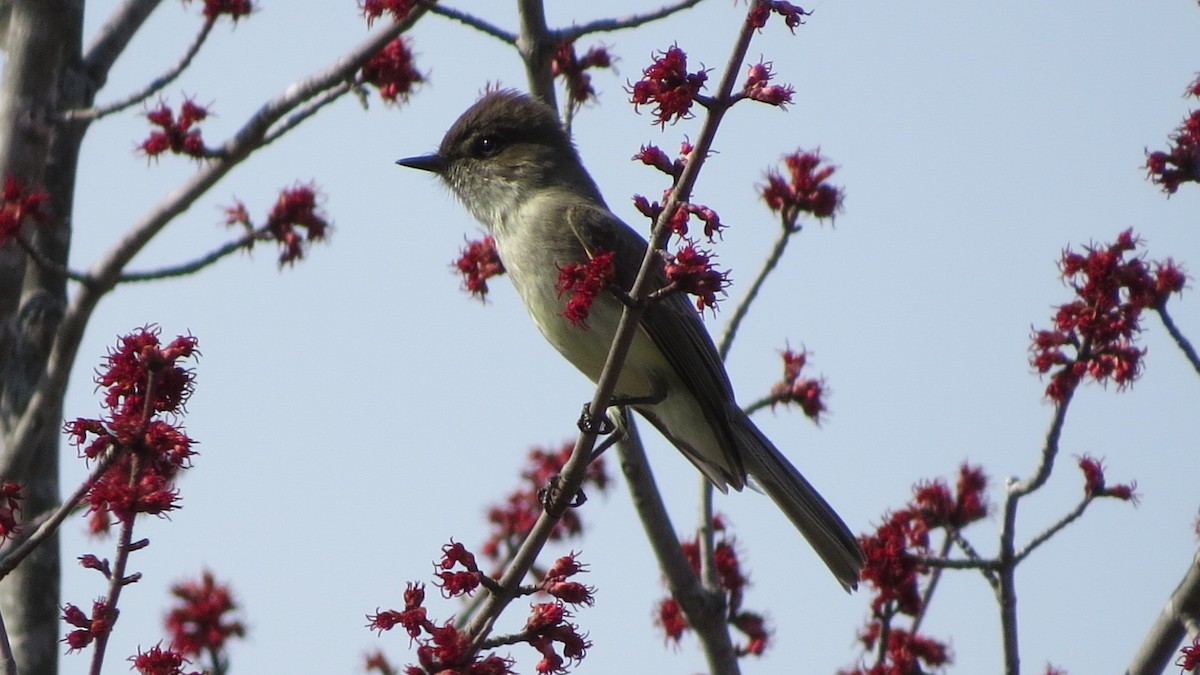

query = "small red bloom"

[362,38,423,104]
[629,45,708,126]
[741,60,794,107]
[265,184,330,265]
[770,347,829,421]
[556,250,616,328]
[165,571,245,658]
[552,39,612,107]
[1179,633,1200,672]
[656,597,689,642]
[0,174,50,245]
[731,611,769,656]
[140,99,209,159]
[453,235,505,299]
[194,0,253,20]
[748,0,811,32]
[664,244,729,312]
[361,0,415,26]
[1077,455,1138,502]
[129,643,201,675]
[761,150,842,221]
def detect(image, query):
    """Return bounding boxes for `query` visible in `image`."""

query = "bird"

[397,90,864,590]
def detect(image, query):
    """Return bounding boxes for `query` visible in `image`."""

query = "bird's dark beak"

[396,153,446,174]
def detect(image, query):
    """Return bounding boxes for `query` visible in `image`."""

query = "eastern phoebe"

[398,90,864,590]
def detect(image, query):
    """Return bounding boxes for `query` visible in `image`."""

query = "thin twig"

[64,18,216,123]
[15,234,93,286]
[913,554,998,571]
[1157,304,1200,376]
[421,1,517,44]
[116,234,255,283]
[0,605,15,675]
[87,455,142,675]
[948,528,998,589]
[563,0,707,39]
[910,535,954,634]
[717,218,794,360]
[1012,495,1091,565]
[260,80,360,148]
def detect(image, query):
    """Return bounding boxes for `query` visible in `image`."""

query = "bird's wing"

[565,202,745,483]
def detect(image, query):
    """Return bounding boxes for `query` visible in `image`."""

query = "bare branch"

[562,0,707,40]
[65,17,216,123]
[421,1,517,44]
[81,0,163,84]
[14,235,92,286]
[1013,494,1090,565]
[717,215,795,360]
[1126,550,1200,675]
[0,608,14,675]
[259,80,360,148]
[116,234,255,283]
[1157,304,1200,376]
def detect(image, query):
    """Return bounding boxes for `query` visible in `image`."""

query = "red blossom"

[741,60,794,107]
[191,0,253,20]
[1179,633,1200,672]
[1031,230,1185,402]
[361,0,415,26]
[761,150,842,221]
[1077,455,1138,502]
[656,597,688,642]
[632,144,677,176]
[664,244,730,312]
[481,443,609,566]
[453,235,505,299]
[542,553,594,606]
[629,45,708,126]
[129,643,201,675]
[0,174,49,245]
[556,250,616,328]
[165,571,245,658]
[731,612,769,656]
[362,38,423,104]
[552,39,612,107]
[60,599,114,652]
[1146,107,1200,193]
[747,0,811,32]
[140,98,209,159]
[770,347,827,422]
[860,511,925,617]
[0,481,22,541]
[265,184,330,265]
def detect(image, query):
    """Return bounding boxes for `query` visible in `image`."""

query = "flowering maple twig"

[62,17,216,123]
[86,458,143,675]
[0,9,426,483]
[115,234,255,283]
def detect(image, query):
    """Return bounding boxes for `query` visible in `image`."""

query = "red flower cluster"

[1030,230,1186,402]
[632,142,724,242]
[63,327,199,533]
[847,466,986,673]
[1077,455,1137,502]
[740,60,794,107]
[0,481,22,541]
[61,599,114,652]
[141,99,209,159]
[165,570,246,658]
[481,444,609,567]
[0,174,49,245]
[629,45,708,126]
[761,150,842,222]
[747,0,811,32]
[265,184,330,265]
[361,0,415,26]
[556,250,615,327]
[841,625,951,675]
[1146,75,1200,194]
[454,235,505,299]
[551,39,612,107]
[770,347,827,422]
[129,643,202,675]
[664,244,730,312]
[1178,633,1200,672]
[369,551,594,674]
[655,521,770,657]
[362,38,423,104]
[632,143,686,180]
[192,0,252,20]
[434,541,483,598]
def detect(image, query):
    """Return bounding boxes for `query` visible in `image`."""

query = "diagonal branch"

[717,215,795,360]
[1157,304,1200,376]
[65,16,215,123]
[115,234,255,283]
[81,0,164,84]
[562,0,707,40]
[421,1,517,44]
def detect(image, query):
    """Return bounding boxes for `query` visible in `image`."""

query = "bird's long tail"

[733,414,865,591]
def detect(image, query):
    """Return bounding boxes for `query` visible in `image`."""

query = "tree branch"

[66,16,215,123]
[81,0,163,86]
[717,216,795,360]
[421,1,516,44]
[562,0,707,40]
[115,234,255,283]
[1157,304,1200,376]
[1125,549,1200,675]
[1012,494,1091,565]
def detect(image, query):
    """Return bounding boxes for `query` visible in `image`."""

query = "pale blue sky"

[39,1,1200,673]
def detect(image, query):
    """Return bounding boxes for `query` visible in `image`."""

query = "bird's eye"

[472,135,502,158]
